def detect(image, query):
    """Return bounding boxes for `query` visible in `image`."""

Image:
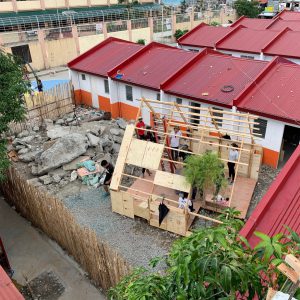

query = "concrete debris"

[70,171,78,182]
[86,133,100,147]
[52,174,62,183]
[47,125,70,139]
[63,156,90,171]
[19,150,42,163]
[55,119,65,125]
[18,148,29,155]
[112,135,123,144]
[39,175,53,185]
[110,128,120,136]
[33,126,39,132]
[116,118,127,129]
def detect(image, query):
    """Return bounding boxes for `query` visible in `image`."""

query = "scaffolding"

[109,98,263,236]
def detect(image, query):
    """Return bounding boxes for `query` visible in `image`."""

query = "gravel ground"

[63,189,177,269]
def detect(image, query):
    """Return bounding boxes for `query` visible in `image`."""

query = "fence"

[0,167,132,291]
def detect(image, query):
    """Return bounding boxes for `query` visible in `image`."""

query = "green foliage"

[234,0,263,18]
[0,50,30,180]
[183,152,227,195]
[174,29,189,40]
[136,39,145,45]
[210,21,221,26]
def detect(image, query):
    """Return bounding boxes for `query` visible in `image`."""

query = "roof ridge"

[215,24,245,48]
[177,22,207,44]
[261,27,291,52]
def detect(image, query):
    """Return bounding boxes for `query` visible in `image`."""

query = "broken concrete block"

[86,133,100,147]
[43,140,56,151]
[112,135,123,144]
[55,119,64,125]
[116,118,127,129]
[52,174,61,183]
[18,148,29,155]
[19,150,42,163]
[47,125,70,140]
[110,128,120,136]
[62,155,90,171]
[17,130,30,138]
[48,168,66,178]
[39,175,53,185]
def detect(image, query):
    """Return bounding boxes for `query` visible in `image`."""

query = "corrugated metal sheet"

[236,62,300,124]
[163,51,268,106]
[68,37,142,77]
[277,10,300,21]
[217,27,279,53]
[267,19,300,31]
[0,267,24,300]
[240,146,300,247]
[110,43,196,90]
[178,23,233,48]
[231,17,272,30]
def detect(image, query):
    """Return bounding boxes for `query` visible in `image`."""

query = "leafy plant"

[210,21,221,26]
[136,39,145,45]
[0,50,30,180]
[234,0,263,18]
[174,29,189,40]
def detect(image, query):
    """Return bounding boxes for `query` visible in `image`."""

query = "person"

[227,143,239,184]
[101,160,114,195]
[170,125,182,161]
[141,125,155,178]
[136,117,146,140]
[37,79,43,92]
[178,144,192,162]
[178,192,194,212]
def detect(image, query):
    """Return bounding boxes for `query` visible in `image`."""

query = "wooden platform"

[203,176,257,219]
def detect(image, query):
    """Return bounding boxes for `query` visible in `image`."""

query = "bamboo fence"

[0,167,131,291]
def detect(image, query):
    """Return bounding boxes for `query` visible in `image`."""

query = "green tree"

[0,50,30,180]
[174,29,189,40]
[234,0,263,18]
[136,39,145,45]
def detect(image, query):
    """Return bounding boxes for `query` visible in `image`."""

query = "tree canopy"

[234,0,263,18]
[0,50,30,180]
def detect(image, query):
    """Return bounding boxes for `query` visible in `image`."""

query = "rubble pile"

[7,107,129,196]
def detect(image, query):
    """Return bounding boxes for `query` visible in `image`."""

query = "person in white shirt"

[227,143,239,184]
[178,192,194,211]
[170,125,182,161]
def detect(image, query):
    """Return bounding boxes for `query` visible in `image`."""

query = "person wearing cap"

[170,125,182,161]
[136,117,146,140]
[228,143,239,184]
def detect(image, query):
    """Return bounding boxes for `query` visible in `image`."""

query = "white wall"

[89,75,109,108]
[78,72,91,92]
[70,70,80,90]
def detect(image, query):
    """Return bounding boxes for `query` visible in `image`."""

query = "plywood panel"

[122,192,134,218]
[111,191,123,215]
[110,125,135,190]
[126,138,147,166]
[154,171,191,193]
[250,154,262,180]
[141,142,164,169]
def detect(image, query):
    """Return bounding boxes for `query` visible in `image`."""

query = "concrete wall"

[0,1,13,12]
[44,0,66,9]
[78,34,105,54]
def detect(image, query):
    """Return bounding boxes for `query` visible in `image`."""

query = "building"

[240,145,300,247]
[68,38,300,168]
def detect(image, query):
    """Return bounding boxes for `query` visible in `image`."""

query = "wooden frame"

[109,98,263,236]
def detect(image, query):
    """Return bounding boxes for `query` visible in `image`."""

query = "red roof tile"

[230,16,272,30]
[161,49,268,107]
[68,37,142,77]
[276,10,300,21]
[0,267,24,300]
[266,18,300,31]
[240,145,300,248]
[108,42,196,90]
[177,23,233,48]
[216,27,280,54]
[234,58,300,124]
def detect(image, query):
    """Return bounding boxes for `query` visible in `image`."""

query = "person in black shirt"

[101,160,114,194]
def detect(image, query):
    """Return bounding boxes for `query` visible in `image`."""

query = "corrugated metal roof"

[240,145,300,247]
[230,16,272,30]
[277,10,300,21]
[0,266,24,300]
[216,27,280,54]
[161,49,268,107]
[68,37,142,77]
[235,60,300,124]
[267,19,300,31]
[108,42,196,90]
[177,23,233,48]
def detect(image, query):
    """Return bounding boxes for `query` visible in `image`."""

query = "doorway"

[279,125,300,167]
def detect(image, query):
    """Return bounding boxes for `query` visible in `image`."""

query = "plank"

[110,124,135,191]
[110,190,124,215]
[285,254,300,276]
[126,138,148,166]
[277,263,300,284]
[141,142,164,170]
[122,191,134,219]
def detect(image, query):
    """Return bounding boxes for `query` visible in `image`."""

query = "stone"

[36,133,88,175]
[66,117,74,123]
[15,145,25,150]
[55,119,64,125]
[19,150,42,163]
[18,148,29,155]
[43,140,56,151]
[26,178,39,185]
[111,143,121,154]
[20,135,35,144]
[33,126,39,132]
[62,155,90,171]
[110,128,120,136]
[12,138,29,147]
[52,174,61,183]
[102,111,111,120]
[31,165,38,175]
[86,133,100,147]
[43,119,53,130]
[17,130,29,138]
[47,125,70,140]
[112,135,123,144]
[6,144,15,152]
[99,137,113,148]
[59,179,69,187]
[116,118,127,129]
[39,175,53,185]
[84,148,97,158]
[48,168,67,178]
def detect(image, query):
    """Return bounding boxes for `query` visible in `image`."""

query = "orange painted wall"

[74,89,82,105]
[74,89,92,106]
[98,95,111,112]
[262,148,279,168]
[111,102,139,120]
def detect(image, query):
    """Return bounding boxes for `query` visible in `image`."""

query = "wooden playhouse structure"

[109,98,263,236]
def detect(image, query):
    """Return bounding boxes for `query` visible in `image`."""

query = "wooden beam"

[285,254,300,276]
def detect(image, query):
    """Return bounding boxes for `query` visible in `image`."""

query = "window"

[190,102,201,125]
[104,79,109,94]
[176,98,182,105]
[211,107,223,127]
[11,45,32,63]
[240,55,255,60]
[253,118,267,138]
[156,93,161,101]
[81,74,86,80]
[125,85,133,101]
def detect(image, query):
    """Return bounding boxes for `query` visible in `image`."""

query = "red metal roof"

[276,10,300,21]
[266,18,300,31]
[0,266,24,300]
[230,16,272,30]
[161,49,268,107]
[177,23,233,48]
[234,58,300,124]
[216,27,280,54]
[68,37,142,77]
[240,145,300,248]
[108,42,196,90]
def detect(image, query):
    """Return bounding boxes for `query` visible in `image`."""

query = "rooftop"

[266,18,300,31]
[276,9,300,21]
[108,42,196,90]
[230,16,272,30]
[161,49,268,107]
[240,145,300,247]
[68,37,142,77]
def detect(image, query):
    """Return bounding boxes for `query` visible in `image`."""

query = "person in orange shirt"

[136,116,146,140]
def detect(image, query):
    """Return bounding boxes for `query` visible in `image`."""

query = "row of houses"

[68,35,300,169]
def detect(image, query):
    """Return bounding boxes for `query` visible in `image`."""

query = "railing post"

[148,17,153,42]
[12,0,18,12]
[127,20,132,42]
[103,22,108,39]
